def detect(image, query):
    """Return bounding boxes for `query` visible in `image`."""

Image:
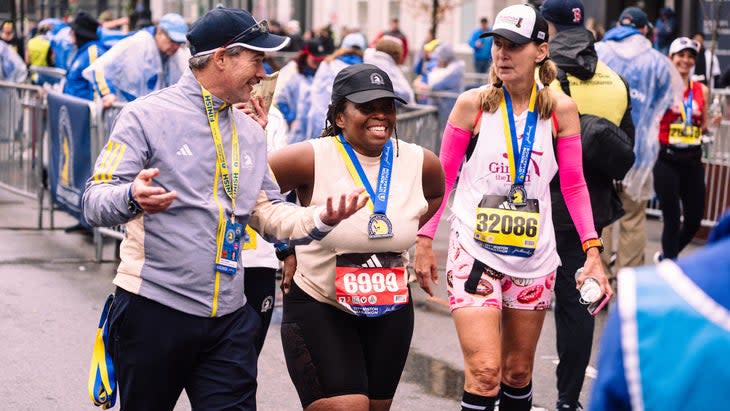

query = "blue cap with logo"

[541,0,585,32]
[186,8,290,56]
[159,13,188,44]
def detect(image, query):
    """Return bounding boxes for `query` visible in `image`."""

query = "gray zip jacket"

[83,69,328,317]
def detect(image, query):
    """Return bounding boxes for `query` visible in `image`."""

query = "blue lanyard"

[501,84,538,186]
[682,82,694,127]
[336,134,393,215]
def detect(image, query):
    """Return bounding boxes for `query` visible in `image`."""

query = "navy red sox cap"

[541,0,585,32]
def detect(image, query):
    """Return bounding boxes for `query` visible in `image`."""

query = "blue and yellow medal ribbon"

[679,81,694,127]
[87,294,116,409]
[500,83,538,186]
[333,134,393,214]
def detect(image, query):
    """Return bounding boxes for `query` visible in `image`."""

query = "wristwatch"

[274,242,295,261]
[127,185,143,215]
[581,238,604,254]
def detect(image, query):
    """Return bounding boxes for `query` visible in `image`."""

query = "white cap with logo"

[480,4,549,44]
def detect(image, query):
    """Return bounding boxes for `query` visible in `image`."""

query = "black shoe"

[556,401,583,411]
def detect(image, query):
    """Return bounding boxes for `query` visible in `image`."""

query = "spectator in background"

[370,18,409,64]
[305,32,365,140]
[413,43,465,130]
[283,20,304,52]
[1,20,24,58]
[0,39,27,82]
[595,7,680,275]
[49,22,74,71]
[653,7,676,55]
[83,13,189,108]
[590,211,730,411]
[413,37,439,81]
[317,25,336,55]
[63,11,106,101]
[691,32,722,87]
[277,38,328,144]
[364,35,415,104]
[25,22,53,68]
[468,17,493,73]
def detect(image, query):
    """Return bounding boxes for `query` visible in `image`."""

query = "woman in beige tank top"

[268,64,444,410]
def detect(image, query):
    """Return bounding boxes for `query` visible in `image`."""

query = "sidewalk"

[0,188,700,410]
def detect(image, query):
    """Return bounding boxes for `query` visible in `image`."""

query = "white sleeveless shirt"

[451,102,561,278]
[294,137,428,310]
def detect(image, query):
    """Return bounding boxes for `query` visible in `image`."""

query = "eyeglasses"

[222,20,269,48]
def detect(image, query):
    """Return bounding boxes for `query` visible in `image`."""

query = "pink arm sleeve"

[417,122,472,239]
[557,134,598,243]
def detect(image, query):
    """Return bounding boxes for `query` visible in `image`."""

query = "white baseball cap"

[669,37,700,56]
[480,4,549,44]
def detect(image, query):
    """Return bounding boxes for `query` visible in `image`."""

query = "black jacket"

[549,28,635,233]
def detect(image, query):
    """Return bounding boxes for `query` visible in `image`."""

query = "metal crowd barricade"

[396,104,441,154]
[645,88,730,227]
[0,80,47,228]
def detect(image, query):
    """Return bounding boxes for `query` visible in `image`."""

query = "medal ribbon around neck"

[334,134,393,215]
[679,81,694,127]
[201,86,239,213]
[500,82,538,186]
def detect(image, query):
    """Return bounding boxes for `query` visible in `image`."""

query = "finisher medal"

[508,184,528,207]
[368,213,394,239]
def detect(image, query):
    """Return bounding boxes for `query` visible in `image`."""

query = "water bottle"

[576,268,602,304]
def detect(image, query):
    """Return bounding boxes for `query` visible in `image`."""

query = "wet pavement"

[0,188,698,410]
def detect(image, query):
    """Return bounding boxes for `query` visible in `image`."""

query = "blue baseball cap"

[619,7,650,29]
[541,0,585,32]
[186,8,290,56]
[159,13,188,44]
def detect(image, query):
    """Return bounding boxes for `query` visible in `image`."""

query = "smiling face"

[671,49,696,77]
[491,35,547,83]
[221,48,265,104]
[336,98,397,156]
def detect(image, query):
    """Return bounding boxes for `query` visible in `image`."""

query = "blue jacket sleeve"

[589,306,632,411]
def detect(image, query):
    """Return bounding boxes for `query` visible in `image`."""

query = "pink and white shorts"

[445,230,555,312]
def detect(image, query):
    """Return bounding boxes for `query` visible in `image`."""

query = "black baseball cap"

[70,11,100,40]
[480,4,548,44]
[332,64,408,105]
[187,8,290,56]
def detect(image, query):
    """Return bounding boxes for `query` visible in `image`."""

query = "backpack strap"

[556,69,571,96]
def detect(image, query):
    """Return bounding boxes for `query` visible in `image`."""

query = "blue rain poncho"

[595,27,683,201]
[82,26,190,102]
[0,40,27,82]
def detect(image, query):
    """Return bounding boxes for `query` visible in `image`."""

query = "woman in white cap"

[414,4,609,411]
[652,37,718,263]
[269,63,444,410]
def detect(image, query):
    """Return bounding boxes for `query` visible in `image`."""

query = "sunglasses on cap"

[222,19,269,49]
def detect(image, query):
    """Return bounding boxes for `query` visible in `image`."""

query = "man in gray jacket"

[82,8,366,410]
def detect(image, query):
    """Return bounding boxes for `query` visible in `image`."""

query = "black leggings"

[653,147,705,259]
[281,281,414,408]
